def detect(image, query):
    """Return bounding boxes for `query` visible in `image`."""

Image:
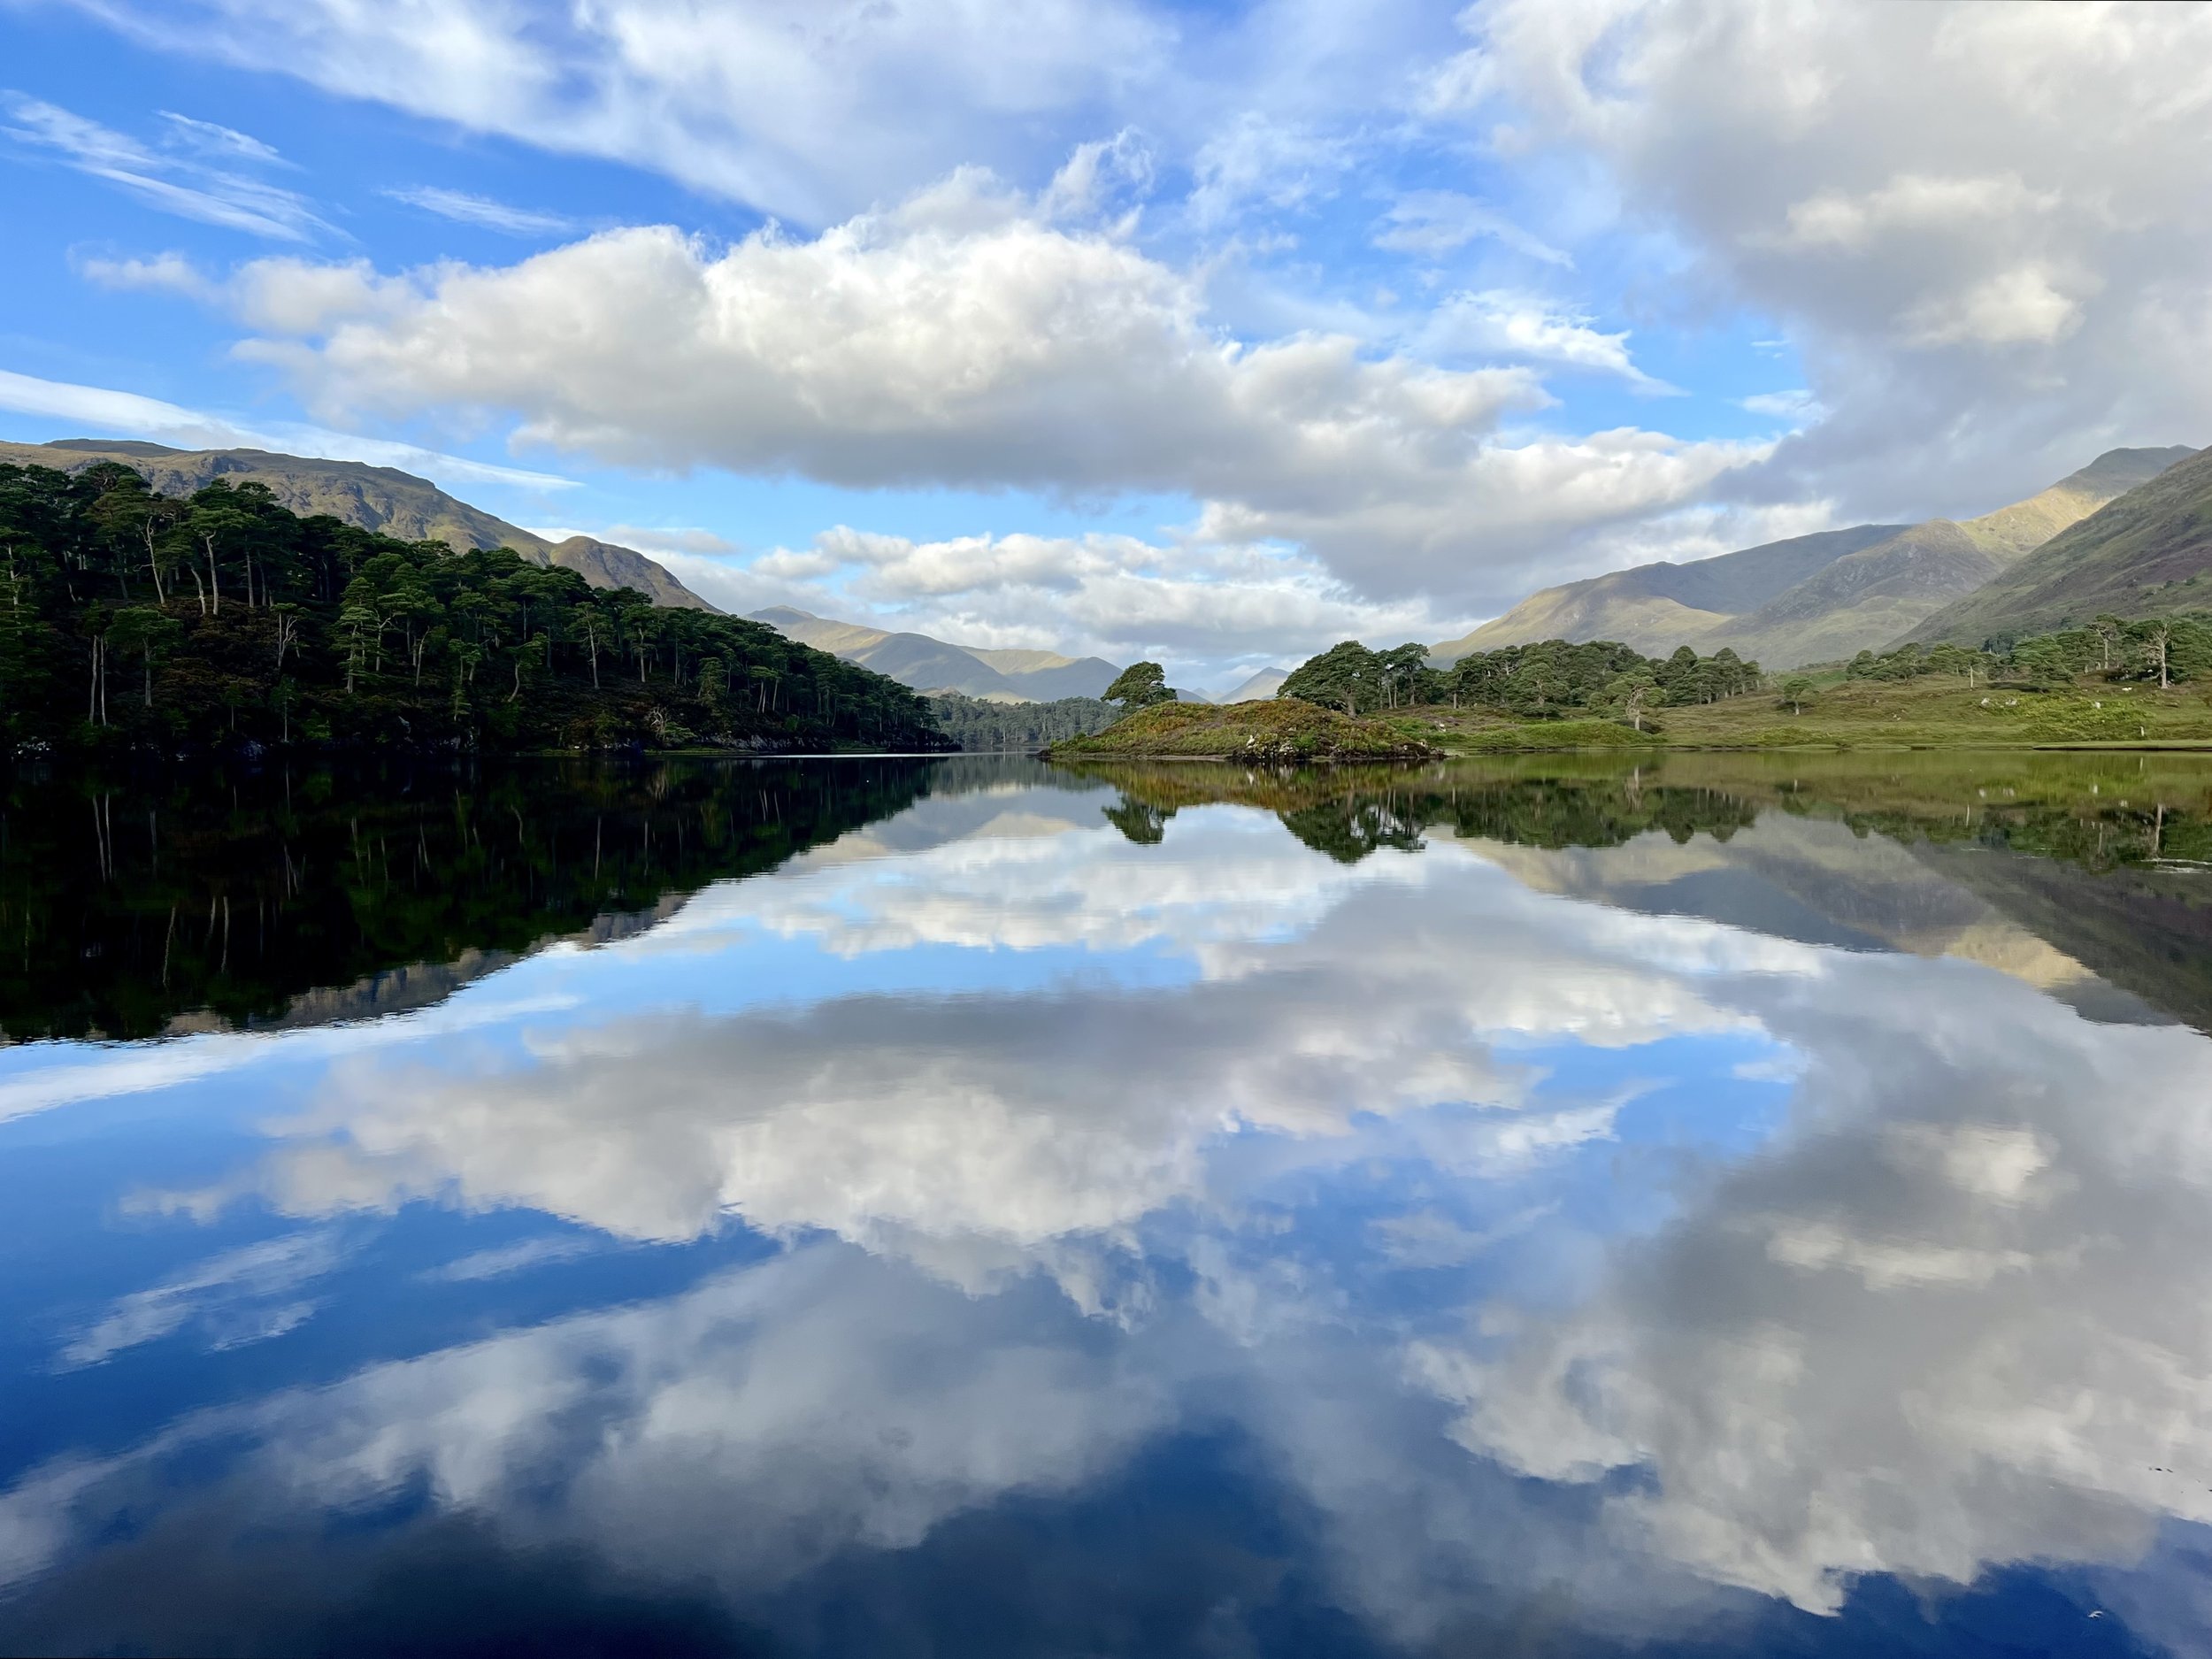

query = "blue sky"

[2,1,2208,689]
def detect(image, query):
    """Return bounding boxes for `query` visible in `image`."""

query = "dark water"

[4,751,2212,1656]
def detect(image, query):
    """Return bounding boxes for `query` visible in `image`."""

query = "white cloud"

[1739,388,1821,422]
[0,92,326,241]
[1374,188,1571,266]
[175,170,1759,611]
[1452,0,2212,519]
[155,109,287,165]
[1425,288,1675,389]
[1187,112,1350,227]
[0,365,578,495]
[50,0,1175,227]
[1905,264,2084,349]
[382,185,578,237]
[706,523,1455,668]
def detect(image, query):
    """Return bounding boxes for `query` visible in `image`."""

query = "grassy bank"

[1048,698,1437,761]
[1359,674,2212,753]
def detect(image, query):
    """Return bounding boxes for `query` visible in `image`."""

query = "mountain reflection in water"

[1,752,2208,1656]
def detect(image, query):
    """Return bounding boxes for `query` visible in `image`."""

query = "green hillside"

[1706,448,2197,665]
[1440,448,2196,670]
[1048,698,1433,761]
[0,439,714,611]
[1906,446,2212,645]
[0,460,944,756]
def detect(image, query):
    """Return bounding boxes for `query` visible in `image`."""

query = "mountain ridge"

[0,439,715,611]
[1904,444,2212,644]
[751,606,1123,702]
[1703,447,2198,665]
[1438,446,2198,668]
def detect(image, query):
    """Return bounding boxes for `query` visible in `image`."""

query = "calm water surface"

[4,752,2212,1656]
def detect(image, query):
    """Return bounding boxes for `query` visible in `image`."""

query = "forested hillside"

[0,462,948,755]
[0,439,715,610]
[925,693,1118,749]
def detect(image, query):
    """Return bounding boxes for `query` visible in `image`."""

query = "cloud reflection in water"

[4,763,2210,1655]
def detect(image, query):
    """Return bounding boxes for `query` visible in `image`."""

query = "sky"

[1,1,2208,692]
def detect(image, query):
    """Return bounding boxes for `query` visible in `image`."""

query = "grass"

[1050,679,2212,760]
[1649,674,2212,749]
[1047,698,1436,761]
[1379,675,2212,754]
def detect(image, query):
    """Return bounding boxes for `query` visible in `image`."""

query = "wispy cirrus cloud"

[0,92,327,242]
[1374,189,1571,267]
[382,185,577,237]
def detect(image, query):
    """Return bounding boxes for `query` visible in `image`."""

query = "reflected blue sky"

[1,759,2208,1655]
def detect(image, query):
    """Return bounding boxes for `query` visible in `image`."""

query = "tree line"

[0,462,950,756]
[1279,637,1764,726]
[1853,614,2212,691]
[926,693,1120,750]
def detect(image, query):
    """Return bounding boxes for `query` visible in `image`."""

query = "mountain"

[1709,447,2198,665]
[752,606,1122,701]
[1903,445,2212,645]
[0,439,715,610]
[1437,447,2198,669]
[1217,667,1289,703]
[535,534,708,611]
[1434,523,1908,661]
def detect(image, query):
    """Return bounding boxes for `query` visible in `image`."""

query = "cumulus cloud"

[180,170,1755,611]
[1449,0,2212,517]
[707,523,1455,666]
[40,0,2212,633]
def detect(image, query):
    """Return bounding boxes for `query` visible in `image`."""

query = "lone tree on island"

[1104,661,1179,708]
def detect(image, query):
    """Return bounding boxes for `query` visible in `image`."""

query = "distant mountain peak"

[1217,666,1290,703]
[750,608,1122,702]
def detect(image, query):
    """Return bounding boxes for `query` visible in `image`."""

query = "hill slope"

[1709,447,2196,665]
[0,439,714,610]
[1434,523,1908,659]
[752,606,1121,701]
[1439,447,2195,669]
[1905,445,2212,644]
